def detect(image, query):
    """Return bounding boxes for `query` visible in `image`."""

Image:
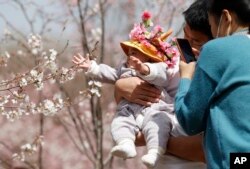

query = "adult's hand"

[179,61,196,80]
[114,77,161,106]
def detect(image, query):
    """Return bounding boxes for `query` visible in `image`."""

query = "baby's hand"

[128,56,149,75]
[72,53,91,71]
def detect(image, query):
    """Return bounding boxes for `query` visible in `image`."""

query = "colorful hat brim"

[120,29,173,62]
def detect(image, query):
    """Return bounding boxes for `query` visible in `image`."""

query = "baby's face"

[127,48,149,63]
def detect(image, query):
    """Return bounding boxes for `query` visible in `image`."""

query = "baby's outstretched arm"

[72,53,91,71]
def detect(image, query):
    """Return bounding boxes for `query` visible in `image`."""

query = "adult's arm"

[167,135,205,162]
[114,77,161,106]
[135,132,205,163]
[175,63,216,135]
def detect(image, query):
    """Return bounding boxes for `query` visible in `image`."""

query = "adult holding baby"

[175,0,250,168]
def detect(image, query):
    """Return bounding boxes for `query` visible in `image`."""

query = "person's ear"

[221,9,232,35]
[222,9,232,23]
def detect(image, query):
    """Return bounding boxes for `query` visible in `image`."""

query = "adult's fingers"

[136,93,160,104]
[139,81,161,96]
[133,98,152,107]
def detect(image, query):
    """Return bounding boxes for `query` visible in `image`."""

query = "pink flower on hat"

[141,11,152,21]
[141,11,153,28]
[129,24,147,41]
[150,25,163,38]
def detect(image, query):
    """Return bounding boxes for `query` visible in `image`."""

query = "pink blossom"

[165,59,176,68]
[141,11,151,21]
[150,25,163,38]
[165,48,174,57]
[170,47,179,57]
[129,24,146,41]
[160,41,171,50]
[154,25,163,33]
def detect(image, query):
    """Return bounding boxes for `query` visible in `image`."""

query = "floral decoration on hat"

[121,10,179,68]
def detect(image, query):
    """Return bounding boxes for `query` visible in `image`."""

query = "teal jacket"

[175,34,250,169]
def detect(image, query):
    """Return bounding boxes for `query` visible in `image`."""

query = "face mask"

[216,15,223,38]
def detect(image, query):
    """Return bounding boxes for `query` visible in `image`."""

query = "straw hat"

[120,29,173,62]
[119,11,178,68]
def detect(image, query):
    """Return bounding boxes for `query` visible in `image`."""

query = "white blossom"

[28,70,44,90]
[27,34,43,55]
[12,136,44,162]
[19,78,28,87]
[30,70,38,77]
[42,99,57,116]
[2,110,22,122]
[89,87,101,97]
[88,80,102,97]
[11,99,17,104]
[57,67,76,83]
[0,95,10,106]
[93,81,102,87]
[17,50,24,56]
[49,49,57,61]
[39,99,63,116]
[0,51,11,66]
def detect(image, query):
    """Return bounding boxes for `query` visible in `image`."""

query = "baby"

[72,11,179,168]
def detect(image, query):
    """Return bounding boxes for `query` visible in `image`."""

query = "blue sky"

[0,0,69,39]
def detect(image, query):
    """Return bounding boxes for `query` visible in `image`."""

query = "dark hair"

[206,0,250,33]
[183,0,213,39]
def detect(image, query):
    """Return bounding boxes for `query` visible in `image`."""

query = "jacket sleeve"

[137,62,168,87]
[175,65,216,135]
[85,60,119,84]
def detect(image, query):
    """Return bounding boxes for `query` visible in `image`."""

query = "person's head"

[206,0,250,38]
[120,36,170,65]
[183,0,213,50]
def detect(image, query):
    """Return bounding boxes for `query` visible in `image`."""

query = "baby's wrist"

[139,64,150,75]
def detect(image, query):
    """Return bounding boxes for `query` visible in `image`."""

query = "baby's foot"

[111,139,136,159]
[141,153,159,168]
[141,148,163,168]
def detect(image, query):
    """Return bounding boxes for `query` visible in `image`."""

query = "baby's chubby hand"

[72,53,91,71]
[127,56,149,75]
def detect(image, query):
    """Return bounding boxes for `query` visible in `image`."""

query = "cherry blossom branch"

[77,0,90,54]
